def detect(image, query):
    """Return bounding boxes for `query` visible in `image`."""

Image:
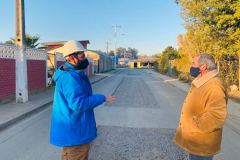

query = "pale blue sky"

[0,0,186,56]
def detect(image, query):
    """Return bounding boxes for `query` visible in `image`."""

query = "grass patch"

[48,83,56,88]
[100,69,116,73]
[117,66,129,68]
[153,69,192,83]
[229,90,240,103]
[130,68,151,69]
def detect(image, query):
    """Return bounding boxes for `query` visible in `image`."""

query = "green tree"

[129,48,139,59]
[108,50,115,56]
[127,48,133,59]
[153,53,161,59]
[157,46,179,73]
[106,47,139,59]
[162,46,179,60]
[5,40,14,45]
[174,0,240,86]
[96,50,103,53]
[116,47,124,58]
[176,0,240,56]
[5,34,46,49]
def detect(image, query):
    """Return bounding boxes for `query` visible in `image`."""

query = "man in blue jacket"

[50,40,116,160]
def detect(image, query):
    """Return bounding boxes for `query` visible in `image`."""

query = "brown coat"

[173,70,228,157]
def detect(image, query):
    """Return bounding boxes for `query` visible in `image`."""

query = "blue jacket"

[50,63,106,147]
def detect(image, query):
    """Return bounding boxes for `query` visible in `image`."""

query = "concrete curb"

[0,70,120,131]
[0,101,53,131]
[91,76,108,85]
[146,71,188,95]
[157,76,189,95]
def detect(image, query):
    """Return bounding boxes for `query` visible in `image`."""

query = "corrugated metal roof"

[129,58,158,62]
[118,58,135,62]
[47,45,63,52]
[86,50,112,58]
[41,40,90,46]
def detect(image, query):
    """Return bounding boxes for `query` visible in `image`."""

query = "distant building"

[118,58,134,66]
[129,58,158,69]
[41,40,90,51]
[84,50,114,73]
[41,40,90,70]
[41,40,114,73]
[138,55,148,59]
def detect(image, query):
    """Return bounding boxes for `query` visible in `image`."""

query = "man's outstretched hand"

[106,96,116,103]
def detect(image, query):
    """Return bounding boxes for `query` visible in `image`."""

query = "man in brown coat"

[173,54,228,160]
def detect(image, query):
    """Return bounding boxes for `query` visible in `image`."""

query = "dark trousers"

[189,153,213,160]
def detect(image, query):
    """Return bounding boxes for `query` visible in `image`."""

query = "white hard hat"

[62,40,87,57]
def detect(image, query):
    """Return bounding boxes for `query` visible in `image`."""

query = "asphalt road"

[0,69,239,160]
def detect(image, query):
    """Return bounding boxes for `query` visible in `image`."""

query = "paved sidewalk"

[0,69,119,131]
[146,69,240,130]
[146,70,190,93]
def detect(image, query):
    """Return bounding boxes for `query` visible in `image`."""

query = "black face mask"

[190,67,200,78]
[76,58,89,70]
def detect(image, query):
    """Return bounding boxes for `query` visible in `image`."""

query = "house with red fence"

[0,43,48,101]
[42,40,114,74]
[41,40,90,71]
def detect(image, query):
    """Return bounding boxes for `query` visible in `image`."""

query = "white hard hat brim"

[64,49,90,57]
[62,40,89,57]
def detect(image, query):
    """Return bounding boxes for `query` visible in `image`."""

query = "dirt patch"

[228,90,240,103]
[0,87,55,105]
[153,70,179,79]
[153,70,192,84]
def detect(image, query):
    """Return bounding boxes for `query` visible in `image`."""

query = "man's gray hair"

[198,54,217,71]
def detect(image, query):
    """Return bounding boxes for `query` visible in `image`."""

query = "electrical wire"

[79,0,116,51]
[85,0,114,38]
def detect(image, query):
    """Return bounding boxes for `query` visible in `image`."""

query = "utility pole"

[104,39,110,55]
[15,0,28,103]
[111,25,121,68]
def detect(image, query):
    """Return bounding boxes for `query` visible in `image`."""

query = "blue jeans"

[189,153,213,160]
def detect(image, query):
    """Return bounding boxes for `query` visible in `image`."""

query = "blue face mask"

[190,67,200,78]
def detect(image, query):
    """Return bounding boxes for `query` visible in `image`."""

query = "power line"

[79,0,109,31]
[80,1,103,25]
[109,0,118,23]
[88,0,107,20]
[86,0,114,38]
[80,0,118,52]
[99,0,117,25]
[84,0,113,27]
[80,0,113,40]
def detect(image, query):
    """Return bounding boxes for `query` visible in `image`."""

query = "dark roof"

[129,58,158,62]
[47,45,64,52]
[86,50,111,57]
[41,40,90,46]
